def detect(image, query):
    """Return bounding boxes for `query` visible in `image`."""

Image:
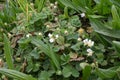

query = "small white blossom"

[46,25,51,28]
[83,39,94,47]
[50,3,54,7]
[77,38,82,41]
[83,39,89,46]
[87,40,94,47]
[53,5,57,9]
[26,34,31,38]
[49,38,55,43]
[8,33,12,38]
[64,30,68,34]
[80,13,85,18]
[87,48,93,56]
[55,2,58,5]
[54,17,58,21]
[48,33,53,38]
[55,34,59,39]
[30,3,34,6]
[38,32,42,36]
[56,28,60,31]
[4,22,7,26]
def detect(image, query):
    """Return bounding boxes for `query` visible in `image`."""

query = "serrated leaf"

[62,66,72,78]
[69,16,81,27]
[71,68,79,77]
[56,36,64,45]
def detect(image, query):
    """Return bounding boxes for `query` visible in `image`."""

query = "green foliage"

[62,65,79,78]
[58,0,92,13]
[1,0,120,80]
[111,5,120,29]
[96,68,116,79]
[35,0,46,12]
[3,34,14,69]
[31,38,60,70]
[82,65,91,80]
[0,68,36,80]
[90,18,120,39]
[113,41,120,54]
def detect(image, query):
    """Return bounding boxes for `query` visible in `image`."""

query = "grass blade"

[3,34,14,69]
[111,5,120,29]
[31,38,60,70]
[0,68,37,80]
[90,18,120,39]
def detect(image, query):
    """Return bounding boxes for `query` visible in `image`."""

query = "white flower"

[83,39,88,46]
[83,39,94,47]
[0,59,2,62]
[87,40,94,47]
[50,3,54,7]
[26,34,31,38]
[38,32,42,36]
[80,13,85,18]
[53,5,57,9]
[54,17,58,21]
[49,38,55,43]
[56,28,60,31]
[64,30,68,34]
[77,38,82,41]
[55,34,59,39]
[55,2,58,5]
[30,3,34,5]
[87,48,93,56]
[46,25,51,28]
[8,33,12,38]
[4,22,7,26]
[48,33,53,38]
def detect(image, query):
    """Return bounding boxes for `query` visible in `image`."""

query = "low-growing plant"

[1,0,120,80]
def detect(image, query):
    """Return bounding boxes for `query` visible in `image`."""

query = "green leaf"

[90,18,120,39]
[37,0,46,12]
[113,41,120,54]
[58,0,92,12]
[71,42,82,51]
[3,34,14,69]
[111,5,120,29]
[110,0,120,8]
[38,71,53,80]
[88,15,104,18]
[71,68,79,77]
[67,33,79,40]
[62,66,72,78]
[64,7,69,18]
[62,65,79,78]
[56,36,65,45]
[0,68,36,80]
[96,68,116,79]
[80,62,89,69]
[82,65,91,80]
[69,16,82,27]
[31,38,60,70]
[30,48,40,59]
[94,0,112,15]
